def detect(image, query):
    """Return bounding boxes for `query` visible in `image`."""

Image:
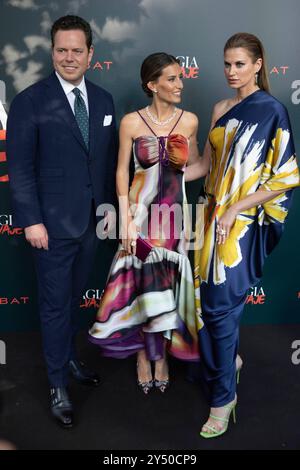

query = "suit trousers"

[32,204,98,387]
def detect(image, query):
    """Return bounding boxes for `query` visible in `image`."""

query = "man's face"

[52,29,94,85]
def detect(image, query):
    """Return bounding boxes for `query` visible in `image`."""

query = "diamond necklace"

[145,106,177,126]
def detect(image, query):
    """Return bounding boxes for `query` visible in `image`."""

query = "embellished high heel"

[154,359,169,393]
[200,398,237,439]
[154,378,169,393]
[137,379,154,394]
[137,362,153,395]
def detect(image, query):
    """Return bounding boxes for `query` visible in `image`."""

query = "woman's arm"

[185,103,226,182]
[184,113,209,182]
[116,114,139,254]
[184,136,211,182]
[216,188,285,244]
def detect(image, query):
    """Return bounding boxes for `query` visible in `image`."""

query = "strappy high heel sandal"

[236,355,243,385]
[200,398,237,439]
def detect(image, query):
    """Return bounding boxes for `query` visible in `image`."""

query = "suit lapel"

[45,73,88,153]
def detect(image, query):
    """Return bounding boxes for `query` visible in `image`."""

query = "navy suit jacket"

[6,72,117,238]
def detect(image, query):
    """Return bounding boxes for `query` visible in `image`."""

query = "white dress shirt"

[0,100,7,130]
[55,71,89,116]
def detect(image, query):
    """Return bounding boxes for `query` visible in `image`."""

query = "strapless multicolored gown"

[89,112,202,361]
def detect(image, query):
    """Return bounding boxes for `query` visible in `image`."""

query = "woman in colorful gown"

[194,33,300,437]
[89,53,209,393]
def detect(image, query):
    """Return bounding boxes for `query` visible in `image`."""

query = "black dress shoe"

[69,360,100,386]
[50,387,73,428]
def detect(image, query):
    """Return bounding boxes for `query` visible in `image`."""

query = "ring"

[218,228,226,236]
[130,240,136,247]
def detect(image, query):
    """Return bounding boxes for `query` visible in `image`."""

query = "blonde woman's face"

[224,47,262,90]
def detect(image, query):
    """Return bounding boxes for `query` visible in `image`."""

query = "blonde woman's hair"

[224,32,270,93]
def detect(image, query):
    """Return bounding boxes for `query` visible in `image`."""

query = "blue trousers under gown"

[198,221,269,407]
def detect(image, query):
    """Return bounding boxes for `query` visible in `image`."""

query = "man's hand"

[24,223,49,250]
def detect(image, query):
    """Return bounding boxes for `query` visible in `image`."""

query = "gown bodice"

[133,133,189,171]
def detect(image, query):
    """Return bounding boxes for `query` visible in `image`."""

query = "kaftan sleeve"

[259,107,300,193]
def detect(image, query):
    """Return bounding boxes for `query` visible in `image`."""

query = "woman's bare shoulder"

[178,110,199,138]
[182,110,198,124]
[213,99,231,115]
[119,111,142,138]
[211,98,236,124]
[180,110,199,134]
[120,111,140,126]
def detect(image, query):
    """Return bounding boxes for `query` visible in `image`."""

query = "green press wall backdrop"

[0,0,299,331]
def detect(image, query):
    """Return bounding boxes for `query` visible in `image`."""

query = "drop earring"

[255,72,258,86]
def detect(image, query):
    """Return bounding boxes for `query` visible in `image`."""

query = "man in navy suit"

[6,15,117,428]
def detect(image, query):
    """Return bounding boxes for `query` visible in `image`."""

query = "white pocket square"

[103,115,112,126]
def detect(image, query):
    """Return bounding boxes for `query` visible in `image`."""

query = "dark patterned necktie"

[72,87,89,149]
